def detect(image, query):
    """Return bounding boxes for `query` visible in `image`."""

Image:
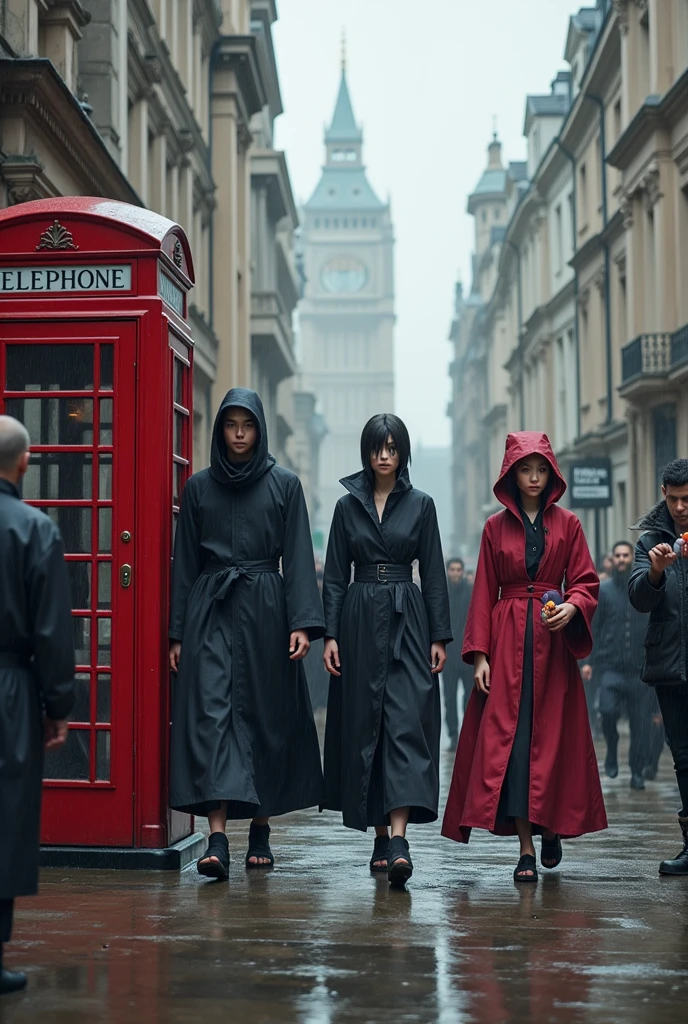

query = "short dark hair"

[612,540,633,554]
[446,557,464,570]
[662,459,688,489]
[360,414,411,471]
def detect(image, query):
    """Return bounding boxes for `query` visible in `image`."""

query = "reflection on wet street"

[4,737,688,1023]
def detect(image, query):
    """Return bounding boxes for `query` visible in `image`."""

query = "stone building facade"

[299,64,395,535]
[1,0,320,479]
[449,0,688,563]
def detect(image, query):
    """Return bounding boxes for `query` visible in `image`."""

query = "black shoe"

[0,969,27,995]
[387,835,413,887]
[630,773,645,790]
[197,831,230,881]
[659,816,688,875]
[604,756,618,779]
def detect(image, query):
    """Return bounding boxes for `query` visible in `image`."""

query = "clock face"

[320,257,368,293]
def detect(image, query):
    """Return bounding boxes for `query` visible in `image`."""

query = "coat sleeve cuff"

[44,693,75,720]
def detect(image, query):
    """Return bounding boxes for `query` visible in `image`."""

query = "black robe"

[169,389,325,818]
[322,469,452,831]
[0,479,75,900]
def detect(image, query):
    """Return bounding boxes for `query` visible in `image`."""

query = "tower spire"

[341,28,346,72]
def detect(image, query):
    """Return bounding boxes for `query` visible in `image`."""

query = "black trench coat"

[322,470,452,831]
[169,389,325,818]
[0,479,75,900]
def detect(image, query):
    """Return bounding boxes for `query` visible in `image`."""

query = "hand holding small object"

[673,532,688,557]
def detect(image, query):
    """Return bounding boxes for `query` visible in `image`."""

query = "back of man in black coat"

[629,458,688,876]
[0,417,75,994]
[587,542,651,788]
[442,558,473,749]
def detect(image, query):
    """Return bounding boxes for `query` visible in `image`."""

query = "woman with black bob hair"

[322,413,452,885]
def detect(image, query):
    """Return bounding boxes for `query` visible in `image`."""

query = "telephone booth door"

[0,320,137,845]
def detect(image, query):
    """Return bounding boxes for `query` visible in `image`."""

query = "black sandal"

[514,853,538,883]
[197,831,230,881]
[370,834,390,872]
[387,835,413,886]
[541,834,563,869]
[245,822,275,869]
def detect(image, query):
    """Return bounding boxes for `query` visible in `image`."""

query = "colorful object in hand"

[540,589,563,624]
[673,533,688,555]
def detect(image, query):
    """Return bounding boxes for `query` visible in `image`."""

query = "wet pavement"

[3,726,688,1023]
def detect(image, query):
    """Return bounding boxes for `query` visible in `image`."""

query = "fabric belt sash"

[353,564,413,660]
[353,564,413,583]
[202,560,281,602]
[0,652,31,669]
[500,583,561,600]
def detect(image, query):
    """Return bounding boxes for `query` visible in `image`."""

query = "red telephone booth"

[0,198,204,868]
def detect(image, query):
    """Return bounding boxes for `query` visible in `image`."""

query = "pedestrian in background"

[0,416,75,995]
[442,432,606,883]
[442,557,473,749]
[169,389,325,878]
[630,458,688,875]
[583,541,651,789]
[322,413,452,886]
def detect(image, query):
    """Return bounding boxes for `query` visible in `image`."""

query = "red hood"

[493,432,566,515]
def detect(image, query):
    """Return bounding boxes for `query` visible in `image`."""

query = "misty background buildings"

[1,0,687,559]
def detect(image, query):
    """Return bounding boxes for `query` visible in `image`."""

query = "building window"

[343,218,348,227]
[554,204,563,274]
[352,218,358,227]
[314,218,320,228]
[579,163,588,230]
[482,210,487,223]
[361,218,367,227]
[494,208,500,220]
[332,148,357,162]
[653,403,677,495]
[370,218,377,227]
[324,218,330,228]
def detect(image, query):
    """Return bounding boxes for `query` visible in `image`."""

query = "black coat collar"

[0,478,19,498]
[632,500,675,539]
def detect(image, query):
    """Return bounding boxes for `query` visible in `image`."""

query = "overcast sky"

[273,0,581,447]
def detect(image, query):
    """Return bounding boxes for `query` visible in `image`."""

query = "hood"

[631,499,675,537]
[208,388,275,488]
[493,432,566,516]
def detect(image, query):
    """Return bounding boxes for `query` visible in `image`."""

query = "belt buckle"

[377,564,388,583]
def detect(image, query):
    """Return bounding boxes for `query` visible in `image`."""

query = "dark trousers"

[0,899,13,945]
[442,666,472,740]
[655,683,688,815]
[599,671,653,776]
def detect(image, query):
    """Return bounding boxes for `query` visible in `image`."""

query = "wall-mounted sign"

[158,269,184,315]
[0,265,131,293]
[569,458,613,508]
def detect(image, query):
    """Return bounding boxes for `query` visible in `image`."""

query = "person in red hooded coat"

[441,433,607,881]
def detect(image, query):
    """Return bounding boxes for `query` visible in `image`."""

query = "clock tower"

[300,60,395,535]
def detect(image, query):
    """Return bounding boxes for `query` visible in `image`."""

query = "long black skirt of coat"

[323,580,441,830]
[170,570,324,818]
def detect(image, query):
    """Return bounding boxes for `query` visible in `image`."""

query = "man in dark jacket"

[586,541,650,788]
[0,416,75,993]
[629,458,688,875]
[442,557,473,749]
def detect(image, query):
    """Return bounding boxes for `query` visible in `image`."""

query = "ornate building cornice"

[0,58,141,205]
[612,0,630,36]
[641,164,663,211]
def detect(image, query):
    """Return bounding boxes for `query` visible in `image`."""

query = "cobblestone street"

[2,732,688,1023]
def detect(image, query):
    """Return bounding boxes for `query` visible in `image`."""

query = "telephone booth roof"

[0,197,194,288]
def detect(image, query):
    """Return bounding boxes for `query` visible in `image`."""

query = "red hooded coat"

[441,433,607,842]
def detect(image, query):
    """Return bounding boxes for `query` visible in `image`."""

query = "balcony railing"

[621,333,672,383]
[671,323,688,368]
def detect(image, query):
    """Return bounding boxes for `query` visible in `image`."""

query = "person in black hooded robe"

[322,414,452,885]
[169,389,325,877]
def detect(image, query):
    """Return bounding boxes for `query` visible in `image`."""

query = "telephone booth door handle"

[120,564,133,588]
